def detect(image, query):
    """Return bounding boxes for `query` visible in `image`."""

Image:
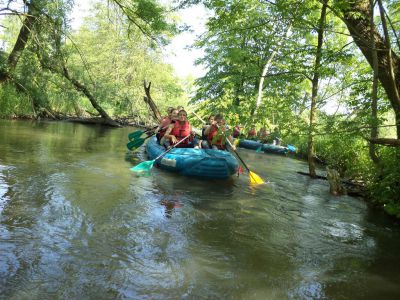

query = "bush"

[369,148,400,217]
[0,84,32,118]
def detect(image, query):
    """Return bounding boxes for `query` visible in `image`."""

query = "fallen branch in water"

[297,171,366,197]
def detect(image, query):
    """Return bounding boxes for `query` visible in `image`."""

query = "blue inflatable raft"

[145,137,239,179]
[237,139,295,155]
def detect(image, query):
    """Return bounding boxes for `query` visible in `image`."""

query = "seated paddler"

[156,108,178,142]
[160,109,195,148]
[198,115,214,149]
[204,113,236,151]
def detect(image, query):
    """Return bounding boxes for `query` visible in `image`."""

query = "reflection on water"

[1,120,400,299]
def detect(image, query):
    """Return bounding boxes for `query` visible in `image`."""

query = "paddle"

[130,135,191,174]
[225,138,265,185]
[126,125,169,151]
[191,111,264,185]
[126,135,151,151]
[128,126,158,141]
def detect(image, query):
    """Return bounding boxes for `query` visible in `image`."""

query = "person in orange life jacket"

[247,126,257,140]
[204,114,236,151]
[198,115,214,149]
[156,108,177,142]
[161,109,195,149]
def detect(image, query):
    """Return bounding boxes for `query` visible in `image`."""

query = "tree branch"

[368,138,400,147]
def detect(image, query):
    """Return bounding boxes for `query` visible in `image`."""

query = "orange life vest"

[170,121,191,147]
[207,125,226,150]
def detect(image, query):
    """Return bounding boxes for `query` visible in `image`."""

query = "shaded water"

[1,120,400,299]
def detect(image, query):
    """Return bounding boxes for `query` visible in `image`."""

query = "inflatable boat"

[145,137,239,179]
[237,139,295,155]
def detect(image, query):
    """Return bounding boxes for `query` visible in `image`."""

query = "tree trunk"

[308,1,327,178]
[254,24,292,114]
[61,66,120,127]
[340,0,400,138]
[143,80,162,122]
[0,0,38,82]
[368,0,380,165]
[327,167,346,196]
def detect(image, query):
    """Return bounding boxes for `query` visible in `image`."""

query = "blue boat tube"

[237,139,291,155]
[145,137,239,179]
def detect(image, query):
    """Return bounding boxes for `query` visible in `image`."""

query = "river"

[0,120,399,299]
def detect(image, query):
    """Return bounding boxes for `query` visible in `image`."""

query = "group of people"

[232,124,281,145]
[154,107,236,151]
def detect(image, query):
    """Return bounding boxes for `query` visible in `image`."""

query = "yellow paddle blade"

[233,139,240,146]
[249,171,264,185]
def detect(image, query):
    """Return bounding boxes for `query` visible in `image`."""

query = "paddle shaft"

[191,111,206,124]
[129,125,157,137]
[153,134,191,161]
[225,138,250,172]
[139,124,170,141]
[144,125,158,133]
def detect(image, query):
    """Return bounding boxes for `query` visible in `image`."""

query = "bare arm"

[154,125,162,133]
[164,124,174,138]
[203,125,212,136]
[163,124,177,144]
[228,134,236,150]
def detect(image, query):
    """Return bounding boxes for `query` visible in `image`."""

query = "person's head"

[214,113,224,126]
[208,115,214,124]
[167,107,175,117]
[177,109,188,122]
[171,109,179,120]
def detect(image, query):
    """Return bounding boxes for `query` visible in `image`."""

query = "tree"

[308,0,328,177]
[339,0,400,141]
[0,0,181,123]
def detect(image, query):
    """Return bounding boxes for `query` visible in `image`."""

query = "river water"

[0,120,399,299]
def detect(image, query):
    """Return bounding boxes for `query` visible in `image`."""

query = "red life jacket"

[248,129,257,136]
[259,130,268,139]
[207,125,226,150]
[170,121,191,147]
[157,117,172,140]
[233,125,241,138]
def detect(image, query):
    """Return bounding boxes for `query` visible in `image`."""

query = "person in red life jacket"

[156,107,177,142]
[161,109,194,148]
[232,124,241,138]
[257,126,269,143]
[247,126,257,140]
[204,114,236,151]
[198,115,214,149]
